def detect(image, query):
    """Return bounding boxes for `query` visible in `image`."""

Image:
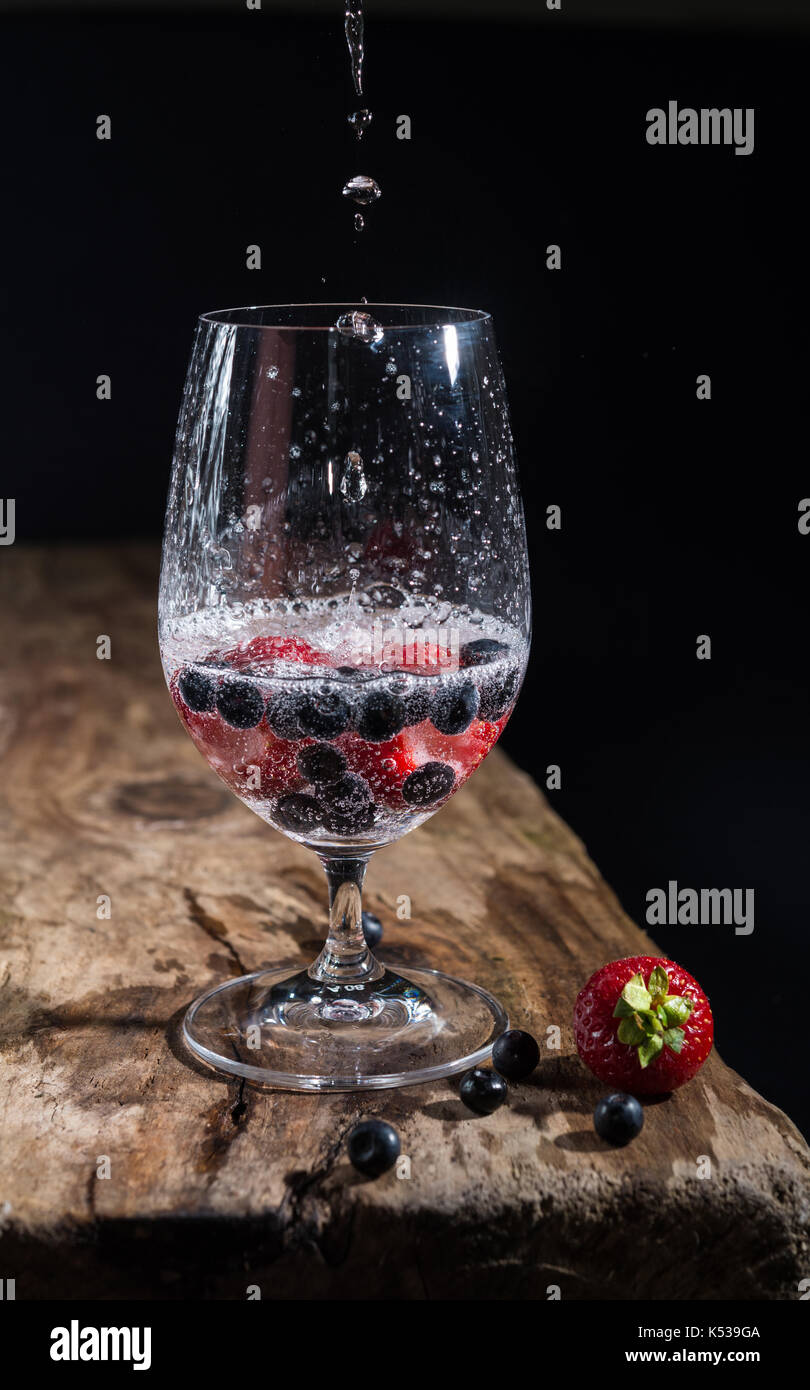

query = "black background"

[2,5,808,1135]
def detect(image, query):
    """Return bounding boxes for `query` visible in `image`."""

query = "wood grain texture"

[0,544,808,1300]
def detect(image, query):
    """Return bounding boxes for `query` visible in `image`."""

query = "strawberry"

[574,956,713,1095]
[343,730,417,802]
[342,714,504,805]
[218,634,330,672]
[240,732,303,799]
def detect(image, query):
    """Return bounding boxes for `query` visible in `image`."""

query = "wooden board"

[0,544,808,1300]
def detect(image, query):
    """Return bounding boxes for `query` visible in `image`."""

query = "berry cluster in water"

[170,634,521,842]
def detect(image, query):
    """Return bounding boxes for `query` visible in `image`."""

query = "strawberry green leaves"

[612,967,694,1069]
[617,1016,646,1046]
[662,996,691,1027]
[638,1034,663,1068]
[648,965,669,997]
[613,973,651,1016]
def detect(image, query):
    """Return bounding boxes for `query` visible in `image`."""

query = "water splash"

[335,310,384,344]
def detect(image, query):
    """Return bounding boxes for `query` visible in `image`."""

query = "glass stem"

[308,854,384,985]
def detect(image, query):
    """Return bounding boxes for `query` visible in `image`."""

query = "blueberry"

[492,1029,540,1081]
[297,687,352,739]
[362,911,383,948]
[264,691,303,740]
[215,678,265,729]
[459,1067,507,1116]
[178,667,217,713]
[346,1119,401,1178]
[357,689,407,742]
[319,772,372,815]
[478,666,520,721]
[404,680,434,727]
[401,761,456,806]
[274,792,323,833]
[431,679,479,735]
[297,743,347,785]
[593,1093,644,1147]
[460,639,508,668]
[319,774,376,834]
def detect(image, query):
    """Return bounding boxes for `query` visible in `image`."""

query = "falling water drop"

[335,310,384,344]
[345,1,365,96]
[340,450,368,501]
[354,212,364,232]
[348,109,372,139]
[342,174,381,206]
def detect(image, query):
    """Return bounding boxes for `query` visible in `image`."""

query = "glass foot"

[182,963,508,1091]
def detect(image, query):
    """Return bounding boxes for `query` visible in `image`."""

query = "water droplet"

[345,1,364,96]
[340,450,368,501]
[354,212,364,231]
[266,365,279,379]
[289,444,302,459]
[385,359,397,375]
[342,174,381,206]
[291,386,301,397]
[348,108,372,139]
[335,310,384,344]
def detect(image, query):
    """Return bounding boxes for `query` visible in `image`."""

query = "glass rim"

[198,302,492,332]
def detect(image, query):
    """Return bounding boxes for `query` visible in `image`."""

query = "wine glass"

[159,303,531,1090]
